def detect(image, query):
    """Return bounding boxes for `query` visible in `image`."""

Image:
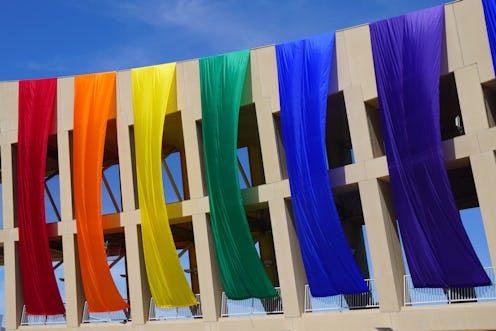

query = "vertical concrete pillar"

[268,198,306,317]
[57,131,74,221]
[335,31,352,92]
[4,241,22,331]
[56,76,85,327]
[359,179,405,312]
[1,141,22,330]
[180,109,205,199]
[343,86,375,163]
[455,64,490,133]
[0,81,19,135]
[123,222,149,325]
[453,0,495,82]
[1,144,15,230]
[177,60,205,200]
[177,57,224,321]
[444,3,464,74]
[116,70,151,324]
[191,213,222,321]
[62,234,84,327]
[470,151,496,269]
[57,77,75,221]
[116,71,138,212]
[342,25,377,101]
[250,46,283,184]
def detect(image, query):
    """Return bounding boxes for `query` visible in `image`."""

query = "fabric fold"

[74,72,129,312]
[131,63,197,308]
[199,50,277,299]
[370,6,490,288]
[18,78,65,315]
[276,34,368,296]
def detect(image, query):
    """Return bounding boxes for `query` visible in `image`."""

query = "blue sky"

[1,0,494,324]
[0,0,447,81]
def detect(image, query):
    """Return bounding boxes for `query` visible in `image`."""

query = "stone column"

[359,179,405,312]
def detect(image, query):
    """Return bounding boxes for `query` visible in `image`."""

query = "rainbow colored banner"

[200,50,277,299]
[74,72,129,312]
[131,63,197,307]
[18,78,65,315]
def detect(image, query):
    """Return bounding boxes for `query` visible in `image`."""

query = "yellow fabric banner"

[131,63,197,308]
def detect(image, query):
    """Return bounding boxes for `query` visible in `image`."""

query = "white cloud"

[128,0,224,28]
[84,0,279,51]
[88,46,157,73]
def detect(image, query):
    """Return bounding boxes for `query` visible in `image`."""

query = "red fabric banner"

[17,78,65,315]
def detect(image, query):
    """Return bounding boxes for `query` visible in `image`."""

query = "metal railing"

[82,301,129,323]
[221,287,283,317]
[21,305,66,326]
[148,295,202,320]
[304,279,379,313]
[404,267,496,306]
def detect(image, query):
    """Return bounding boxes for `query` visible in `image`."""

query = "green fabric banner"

[199,50,277,300]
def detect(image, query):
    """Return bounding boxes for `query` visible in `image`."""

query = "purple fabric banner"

[370,6,490,288]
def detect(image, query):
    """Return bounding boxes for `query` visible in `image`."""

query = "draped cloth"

[17,78,65,315]
[482,0,496,73]
[199,50,277,299]
[370,6,490,288]
[131,64,197,308]
[276,34,368,296]
[74,72,129,312]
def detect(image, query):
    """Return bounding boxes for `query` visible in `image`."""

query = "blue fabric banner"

[276,33,368,297]
[483,0,496,73]
[370,6,490,288]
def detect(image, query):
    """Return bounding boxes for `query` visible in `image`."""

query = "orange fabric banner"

[73,72,128,313]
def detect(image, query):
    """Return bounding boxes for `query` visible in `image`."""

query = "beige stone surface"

[359,180,404,313]
[471,152,496,269]
[116,71,137,212]
[251,46,283,184]
[455,64,490,133]
[444,4,465,74]
[57,77,74,132]
[1,1,496,330]
[268,198,306,317]
[341,25,377,101]
[0,82,18,134]
[452,0,495,82]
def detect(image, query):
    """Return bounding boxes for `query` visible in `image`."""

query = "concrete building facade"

[0,0,496,330]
